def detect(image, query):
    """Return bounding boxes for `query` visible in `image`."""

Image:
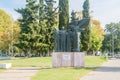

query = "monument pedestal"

[52,52,85,68]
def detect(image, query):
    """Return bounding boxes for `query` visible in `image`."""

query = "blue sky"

[0,0,120,27]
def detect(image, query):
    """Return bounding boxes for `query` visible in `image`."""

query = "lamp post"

[111,29,116,57]
[112,33,114,57]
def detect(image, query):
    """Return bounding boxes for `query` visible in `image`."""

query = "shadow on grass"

[73,66,97,70]
[95,66,120,72]
[74,66,120,72]
[14,67,41,70]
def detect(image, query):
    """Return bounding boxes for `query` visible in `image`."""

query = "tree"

[80,0,90,53]
[102,22,120,54]
[59,0,69,30]
[16,0,40,56]
[75,11,82,20]
[32,0,49,56]
[82,0,90,18]
[16,0,58,56]
[0,9,12,53]
[0,9,20,55]
[89,20,104,54]
[44,0,57,54]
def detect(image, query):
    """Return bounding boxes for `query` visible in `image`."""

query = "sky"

[0,0,120,28]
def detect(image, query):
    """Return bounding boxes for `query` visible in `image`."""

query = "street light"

[112,33,114,57]
[111,29,116,57]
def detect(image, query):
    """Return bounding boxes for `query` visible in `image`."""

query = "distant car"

[96,51,102,56]
[114,54,120,58]
[0,52,11,60]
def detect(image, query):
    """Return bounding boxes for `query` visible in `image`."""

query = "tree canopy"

[16,0,57,56]
[89,20,104,54]
[102,22,120,54]
[59,0,69,30]
[0,9,20,54]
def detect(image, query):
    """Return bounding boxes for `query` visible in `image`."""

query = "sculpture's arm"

[78,18,90,30]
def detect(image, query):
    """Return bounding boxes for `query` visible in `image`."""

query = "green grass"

[31,56,107,80]
[0,57,52,67]
[85,56,106,66]
[31,68,92,80]
[0,69,6,72]
[0,56,106,80]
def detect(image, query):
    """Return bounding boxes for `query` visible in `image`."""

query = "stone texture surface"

[80,59,120,80]
[74,52,85,67]
[52,52,85,68]
[0,63,12,69]
[0,67,40,80]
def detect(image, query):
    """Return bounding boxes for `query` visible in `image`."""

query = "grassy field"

[0,69,6,72]
[0,57,52,67]
[0,56,106,80]
[31,56,107,80]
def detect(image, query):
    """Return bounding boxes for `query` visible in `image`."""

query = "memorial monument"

[53,18,90,68]
[52,0,90,68]
[54,18,90,52]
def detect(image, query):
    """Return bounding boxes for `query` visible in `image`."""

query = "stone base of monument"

[52,52,85,68]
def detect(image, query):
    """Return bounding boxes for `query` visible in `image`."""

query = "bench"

[0,63,12,69]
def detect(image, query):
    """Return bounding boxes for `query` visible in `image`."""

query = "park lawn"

[0,57,52,67]
[0,69,5,72]
[31,56,107,80]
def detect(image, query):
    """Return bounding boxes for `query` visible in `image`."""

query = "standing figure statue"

[68,18,90,52]
[54,18,90,52]
[54,27,68,52]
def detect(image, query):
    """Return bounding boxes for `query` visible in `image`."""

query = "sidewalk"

[80,59,120,80]
[0,67,40,80]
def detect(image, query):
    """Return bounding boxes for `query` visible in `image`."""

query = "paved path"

[0,67,40,80]
[81,59,120,80]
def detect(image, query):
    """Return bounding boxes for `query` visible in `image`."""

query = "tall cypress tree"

[82,0,90,18]
[59,0,69,30]
[80,0,91,52]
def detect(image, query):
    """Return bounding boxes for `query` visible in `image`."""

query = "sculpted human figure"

[68,18,90,52]
[54,29,59,52]
[59,29,66,52]
[54,18,90,52]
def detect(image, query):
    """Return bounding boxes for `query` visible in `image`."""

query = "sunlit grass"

[0,56,107,80]
[31,56,107,80]
[0,57,52,67]
[85,56,106,66]
[0,69,5,72]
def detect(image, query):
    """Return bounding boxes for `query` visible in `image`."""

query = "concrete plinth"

[52,52,85,68]
[0,63,12,69]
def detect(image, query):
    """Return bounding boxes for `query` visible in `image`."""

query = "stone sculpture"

[54,18,90,52]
